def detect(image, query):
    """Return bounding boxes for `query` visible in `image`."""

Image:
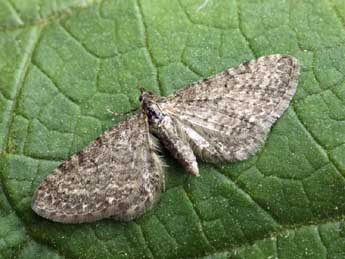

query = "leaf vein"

[135,0,164,96]
[181,185,216,251]
[213,166,281,227]
[292,107,345,179]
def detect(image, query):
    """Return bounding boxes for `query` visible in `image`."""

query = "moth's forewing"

[32,114,164,223]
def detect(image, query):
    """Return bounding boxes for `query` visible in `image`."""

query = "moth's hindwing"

[160,54,299,162]
[32,113,164,223]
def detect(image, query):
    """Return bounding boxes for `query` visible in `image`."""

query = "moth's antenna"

[107,87,144,117]
[106,107,139,117]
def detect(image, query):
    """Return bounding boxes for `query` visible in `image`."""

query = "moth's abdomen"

[149,115,199,176]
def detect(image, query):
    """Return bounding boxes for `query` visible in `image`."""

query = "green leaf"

[1,0,345,258]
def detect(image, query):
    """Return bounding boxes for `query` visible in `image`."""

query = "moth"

[32,54,299,223]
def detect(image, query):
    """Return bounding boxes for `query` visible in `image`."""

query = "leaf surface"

[1,0,345,258]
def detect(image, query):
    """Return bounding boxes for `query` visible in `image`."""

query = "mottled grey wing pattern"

[32,113,164,223]
[160,54,299,162]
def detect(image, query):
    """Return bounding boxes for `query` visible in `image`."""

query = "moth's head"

[139,87,154,103]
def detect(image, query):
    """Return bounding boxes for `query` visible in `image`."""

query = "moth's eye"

[147,106,159,120]
[139,95,143,102]
[148,106,154,113]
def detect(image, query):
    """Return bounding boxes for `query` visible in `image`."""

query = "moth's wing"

[160,54,299,162]
[32,113,164,223]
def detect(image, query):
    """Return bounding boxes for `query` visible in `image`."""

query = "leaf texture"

[1,0,345,258]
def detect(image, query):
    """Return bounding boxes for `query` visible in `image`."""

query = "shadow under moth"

[32,54,300,223]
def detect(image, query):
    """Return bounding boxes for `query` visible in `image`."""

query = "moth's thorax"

[140,91,165,127]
